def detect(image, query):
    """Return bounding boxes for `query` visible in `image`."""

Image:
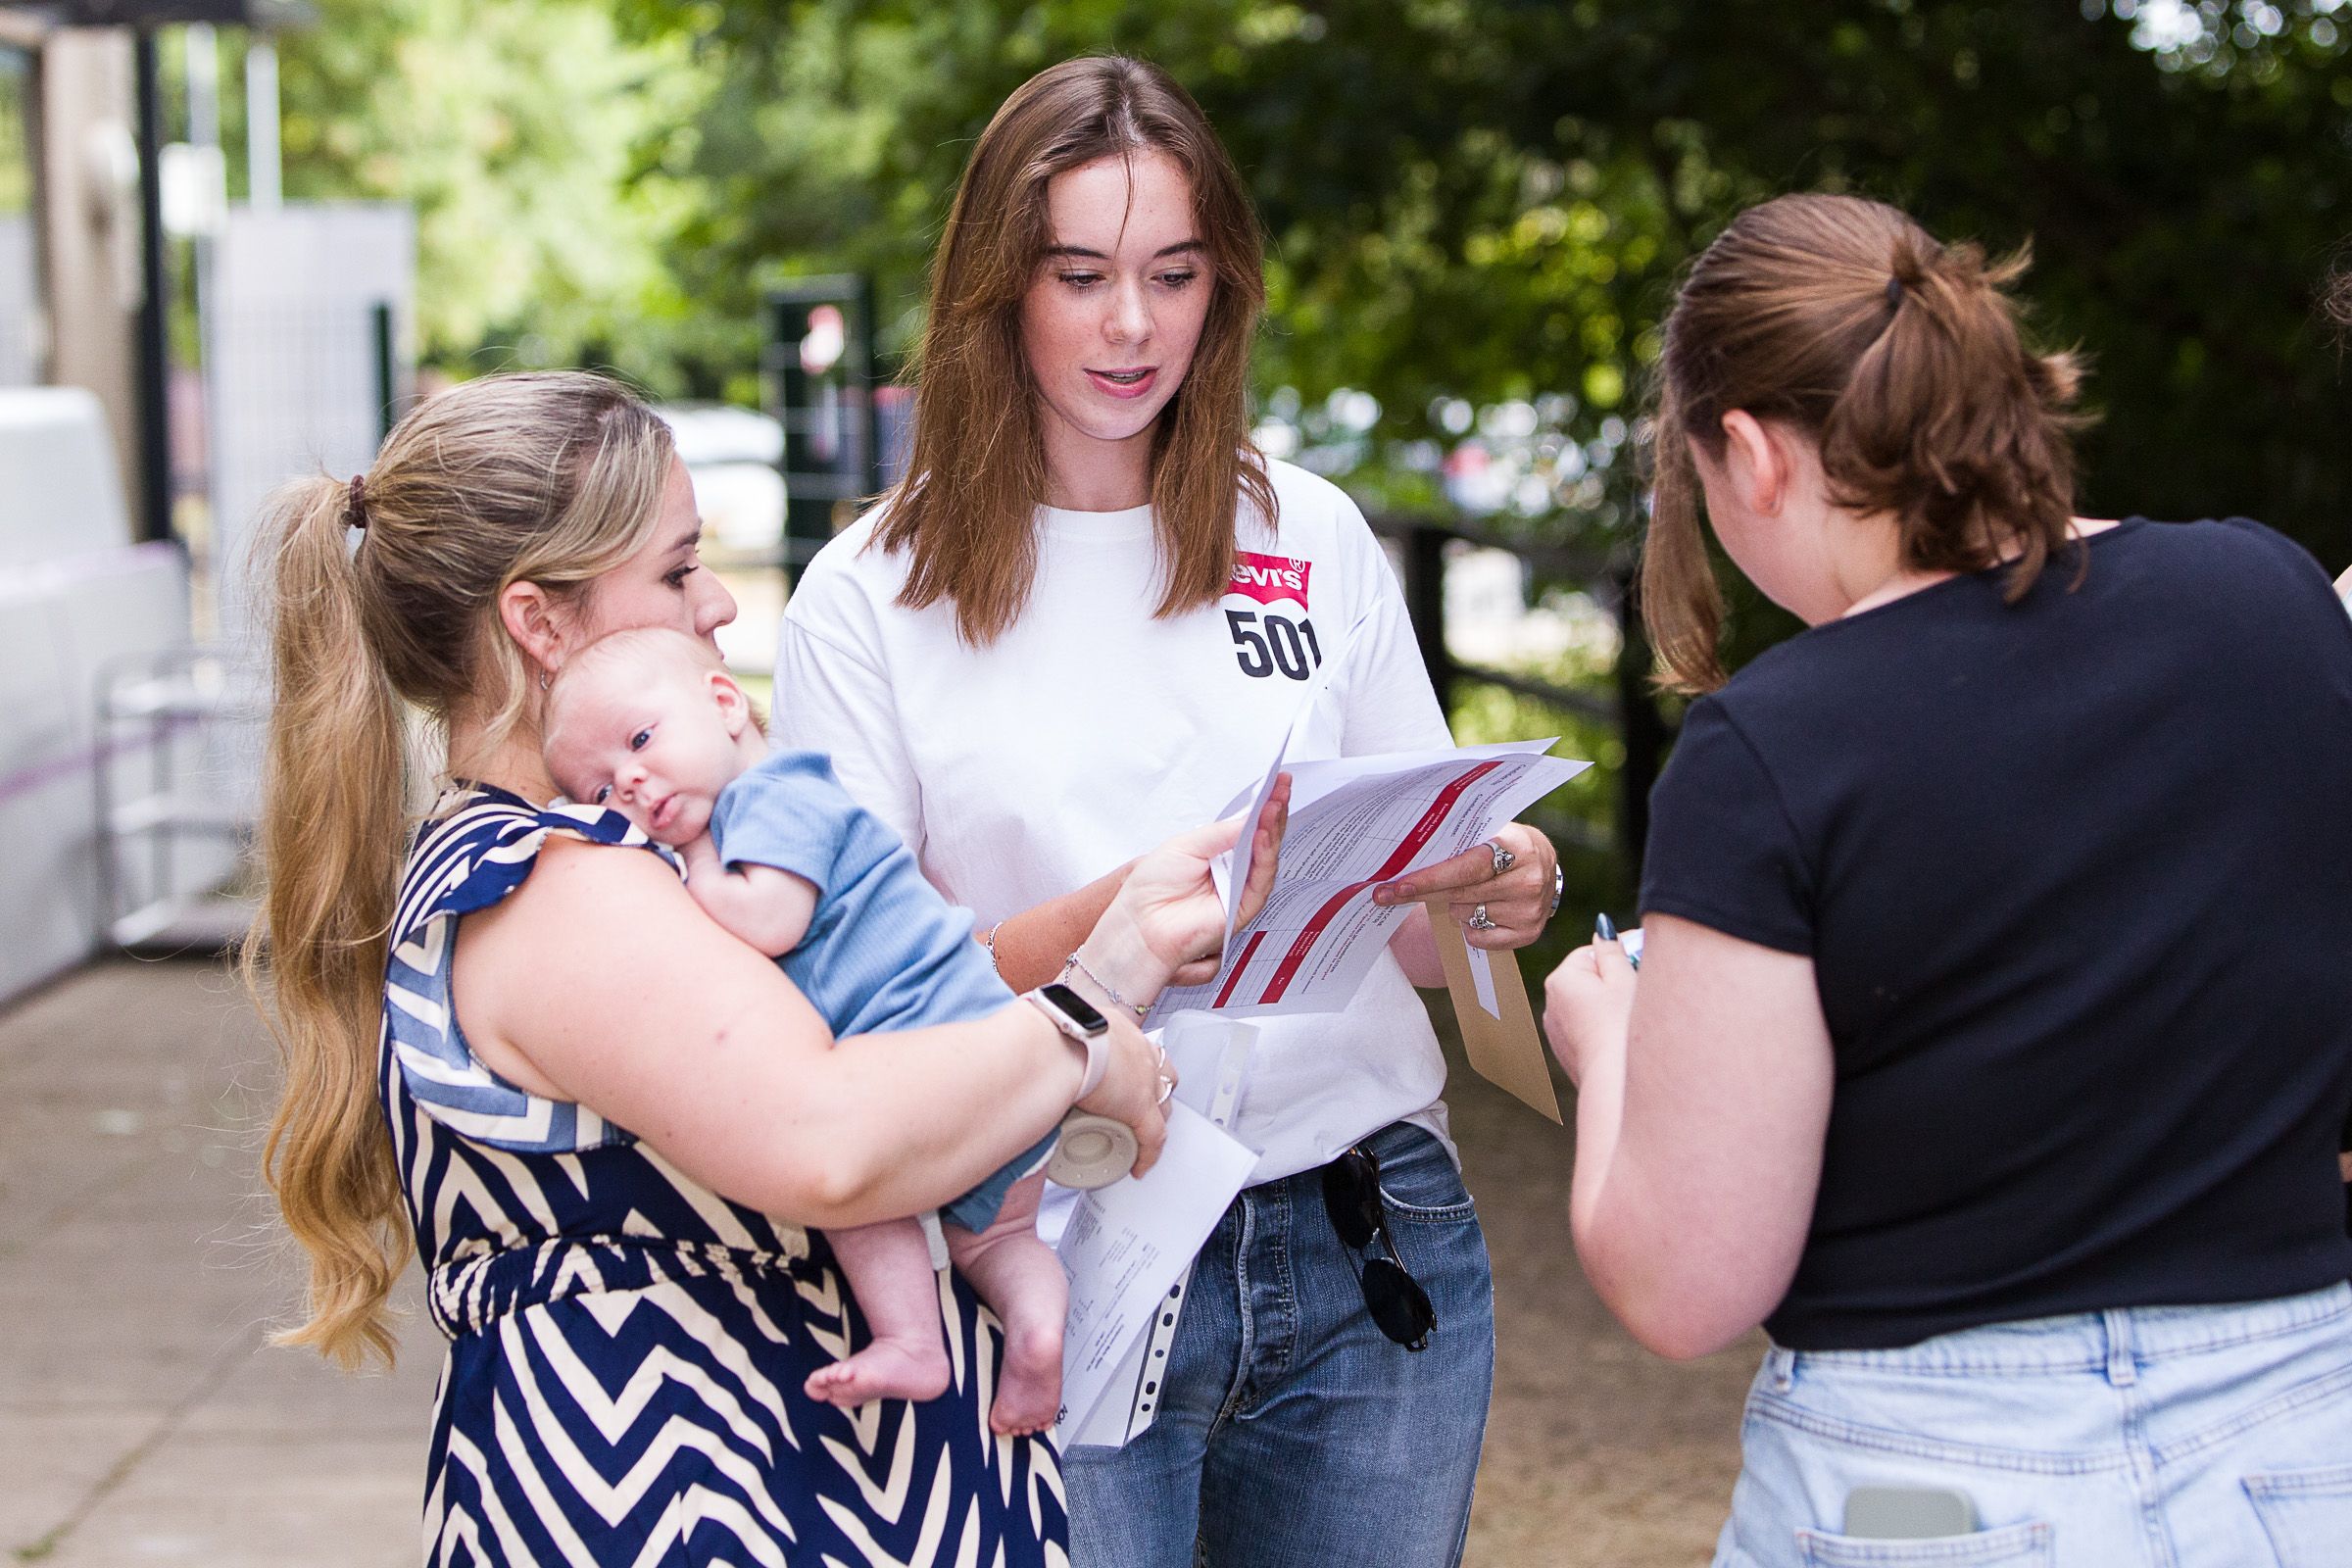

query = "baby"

[542,626,1068,1435]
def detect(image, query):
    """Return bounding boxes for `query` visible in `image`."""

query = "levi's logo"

[1228,552,1311,609]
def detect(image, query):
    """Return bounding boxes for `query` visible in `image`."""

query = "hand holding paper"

[1541,920,1642,1091]
[1148,740,1589,1025]
[1164,772,1291,990]
[1373,823,1560,952]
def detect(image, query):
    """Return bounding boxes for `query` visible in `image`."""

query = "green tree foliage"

[620,0,2352,574]
[267,0,2352,577]
[264,0,735,387]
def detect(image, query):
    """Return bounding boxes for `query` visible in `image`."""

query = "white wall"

[0,388,228,1005]
[208,202,415,658]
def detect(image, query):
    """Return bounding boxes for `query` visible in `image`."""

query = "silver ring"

[1467,904,1497,931]
[1489,841,1515,876]
[1156,1074,1175,1106]
[1546,863,1564,919]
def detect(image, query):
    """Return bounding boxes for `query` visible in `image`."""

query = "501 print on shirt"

[1225,551,1322,681]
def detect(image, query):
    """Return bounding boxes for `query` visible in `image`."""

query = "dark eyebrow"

[1042,240,1205,262]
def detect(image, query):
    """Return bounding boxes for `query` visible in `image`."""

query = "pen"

[1594,911,1639,969]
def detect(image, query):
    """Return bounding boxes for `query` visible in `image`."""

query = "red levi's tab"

[1228,551,1311,609]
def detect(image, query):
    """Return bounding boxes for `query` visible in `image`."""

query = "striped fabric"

[386,786,1068,1565]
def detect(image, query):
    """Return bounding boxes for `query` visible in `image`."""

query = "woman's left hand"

[1371,823,1558,950]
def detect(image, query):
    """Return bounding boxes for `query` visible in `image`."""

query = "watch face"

[1039,982,1109,1035]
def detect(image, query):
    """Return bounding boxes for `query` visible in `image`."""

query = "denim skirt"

[1713,1281,2352,1567]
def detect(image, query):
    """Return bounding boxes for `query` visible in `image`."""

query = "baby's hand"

[673,835,818,957]
[677,833,724,886]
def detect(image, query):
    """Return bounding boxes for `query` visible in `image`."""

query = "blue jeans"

[1062,1122,1494,1567]
[1715,1281,2352,1567]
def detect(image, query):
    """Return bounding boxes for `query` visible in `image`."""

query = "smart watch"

[1023,983,1141,1189]
[1023,982,1111,1099]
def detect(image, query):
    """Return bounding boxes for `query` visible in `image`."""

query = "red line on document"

[1256,760,1506,1004]
[1214,928,1269,1008]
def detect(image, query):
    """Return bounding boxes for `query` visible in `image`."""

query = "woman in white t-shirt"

[776,55,1562,1568]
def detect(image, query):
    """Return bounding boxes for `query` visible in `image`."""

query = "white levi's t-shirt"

[775,459,1459,1200]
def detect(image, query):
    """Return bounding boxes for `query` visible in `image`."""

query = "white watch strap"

[1025,990,1108,1100]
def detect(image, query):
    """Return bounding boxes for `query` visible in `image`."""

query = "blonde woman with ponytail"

[1540,194,2352,1565]
[247,369,1261,1565]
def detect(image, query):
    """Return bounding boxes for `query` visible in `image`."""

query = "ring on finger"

[1489,841,1516,876]
[1467,903,1498,931]
[1156,1073,1175,1106]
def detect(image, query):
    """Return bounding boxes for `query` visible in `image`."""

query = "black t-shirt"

[1641,518,2352,1351]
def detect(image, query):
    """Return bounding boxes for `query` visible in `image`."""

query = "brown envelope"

[1430,910,1562,1123]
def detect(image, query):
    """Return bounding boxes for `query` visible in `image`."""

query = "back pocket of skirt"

[2245,1463,2352,1568]
[1796,1519,2051,1567]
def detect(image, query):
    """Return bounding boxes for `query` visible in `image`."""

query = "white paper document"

[1148,738,1590,1023]
[1054,1102,1257,1443]
[1468,944,1502,1019]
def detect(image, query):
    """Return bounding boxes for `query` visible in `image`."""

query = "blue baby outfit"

[708,748,1057,1230]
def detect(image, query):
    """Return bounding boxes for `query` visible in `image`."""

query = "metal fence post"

[371,301,397,443]
[1612,561,1667,886]
[1403,523,1452,712]
[132,28,172,545]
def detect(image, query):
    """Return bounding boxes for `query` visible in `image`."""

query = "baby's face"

[544,660,746,846]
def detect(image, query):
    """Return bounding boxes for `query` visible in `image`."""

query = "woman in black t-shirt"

[1544,193,2352,1567]
[2328,261,2352,1220]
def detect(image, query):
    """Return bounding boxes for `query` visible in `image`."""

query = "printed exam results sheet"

[1149,738,1589,1024]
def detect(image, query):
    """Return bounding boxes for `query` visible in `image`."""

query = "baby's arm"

[678,834,817,957]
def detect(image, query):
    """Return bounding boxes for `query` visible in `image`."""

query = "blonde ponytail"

[239,370,675,1368]
[243,475,412,1369]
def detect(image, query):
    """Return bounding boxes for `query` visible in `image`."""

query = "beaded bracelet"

[1060,949,1149,1022]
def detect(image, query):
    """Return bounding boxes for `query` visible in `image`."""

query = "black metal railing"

[1365,513,1671,884]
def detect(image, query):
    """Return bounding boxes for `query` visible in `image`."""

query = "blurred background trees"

[213,0,2351,901]
[248,0,2352,558]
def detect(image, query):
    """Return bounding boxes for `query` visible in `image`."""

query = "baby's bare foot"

[989,1318,1065,1437]
[804,1339,951,1410]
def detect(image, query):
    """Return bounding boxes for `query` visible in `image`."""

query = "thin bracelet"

[1061,949,1149,1021]
[980,922,1004,977]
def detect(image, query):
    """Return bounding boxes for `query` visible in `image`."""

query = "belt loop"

[2103,1308,2136,1388]
[1767,1345,1796,1394]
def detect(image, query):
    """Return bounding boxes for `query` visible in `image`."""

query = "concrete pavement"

[1,957,1751,1565]
[1,960,439,1565]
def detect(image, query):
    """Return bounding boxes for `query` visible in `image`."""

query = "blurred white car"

[652,402,786,559]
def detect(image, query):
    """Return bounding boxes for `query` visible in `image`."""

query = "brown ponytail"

[242,371,673,1368]
[1643,193,2085,692]
[2325,261,2352,341]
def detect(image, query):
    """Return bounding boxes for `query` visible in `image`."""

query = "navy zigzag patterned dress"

[383,785,1068,1565]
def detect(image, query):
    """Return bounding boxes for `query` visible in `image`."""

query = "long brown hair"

[242,370,672,1368]
[877,55,1274,645]
[1643,193,2085,692]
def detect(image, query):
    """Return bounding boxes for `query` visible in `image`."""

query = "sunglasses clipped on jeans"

[1320,1143,1438,1351]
